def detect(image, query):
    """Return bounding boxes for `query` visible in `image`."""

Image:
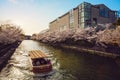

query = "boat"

[29,50,52,73]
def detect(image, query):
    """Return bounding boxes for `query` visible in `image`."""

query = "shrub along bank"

[32,24,120,56]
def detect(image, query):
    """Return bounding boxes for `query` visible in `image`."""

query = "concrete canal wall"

[37,39,120,59]
[56,44,120,67]
[46,43,120,64]
[0,41,21,71]
[59,44,120,59]
[39,41,119,59]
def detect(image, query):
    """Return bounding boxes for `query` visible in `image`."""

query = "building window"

[85,19,91,27]
[69,9,74,29]
[93,18,97,26]
[60,25,67,32]
[99,8,109,17]
[81,18,84,23]
[78,2,91,29]
[81,23,84,29]
[82,3,84,8]
[81,12,84,17]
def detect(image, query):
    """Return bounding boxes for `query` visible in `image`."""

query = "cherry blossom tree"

[97,26,120,45]
[0,23,23,44]
[32,23,120,46]
[32,30,74,44]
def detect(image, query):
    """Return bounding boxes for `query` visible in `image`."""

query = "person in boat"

[33,58,50,66]
[32,59,41,66]
[32,59,37,66]
[36,60,40,65]
[39,58,47,65]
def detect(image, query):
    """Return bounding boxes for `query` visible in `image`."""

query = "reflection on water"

[0,40,120,80]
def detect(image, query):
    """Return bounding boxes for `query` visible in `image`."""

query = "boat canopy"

[29,50,49,59]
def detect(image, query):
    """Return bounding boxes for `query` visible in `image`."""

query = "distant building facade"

[25,35,31,40]
[49,2,118,32]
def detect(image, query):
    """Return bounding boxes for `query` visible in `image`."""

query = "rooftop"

[29,50,49,59]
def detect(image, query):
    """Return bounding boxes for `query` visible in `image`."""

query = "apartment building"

[49,2,118,32]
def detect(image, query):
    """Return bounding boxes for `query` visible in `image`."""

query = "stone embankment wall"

[58,44,120,59]
[0,41,21,71]
[51,43,120,66]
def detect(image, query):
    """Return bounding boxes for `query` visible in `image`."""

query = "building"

[49,2,118,32]
[25,35,31,40]
[39,29,49,34]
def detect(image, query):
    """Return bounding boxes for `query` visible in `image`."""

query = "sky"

[0,0,119,35]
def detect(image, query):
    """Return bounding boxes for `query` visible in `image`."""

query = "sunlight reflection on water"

[0,40,120,80]
[0,40,73,80]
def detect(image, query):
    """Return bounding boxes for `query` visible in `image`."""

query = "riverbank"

[0,41,21,71]
[59,44,120,59]
[33,40,120,67]
[35,40,120,59]
[31,25,120,59]
[39,42,120,67]
[1,40,120,80]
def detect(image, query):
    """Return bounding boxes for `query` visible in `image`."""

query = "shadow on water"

[35,41,120,80]
[0,40,120,80]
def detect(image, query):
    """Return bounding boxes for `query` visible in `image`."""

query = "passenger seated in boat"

[38,58,47,65]
[41,60,46,65]
[39,59,44,64]
[46,59,50,64]
[32,60,37,66]
[36,61,40,65]
[32,59,40,66]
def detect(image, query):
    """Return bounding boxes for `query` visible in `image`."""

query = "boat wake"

[33,69,56,78]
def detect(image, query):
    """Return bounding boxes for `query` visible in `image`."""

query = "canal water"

[0,40,120,80]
